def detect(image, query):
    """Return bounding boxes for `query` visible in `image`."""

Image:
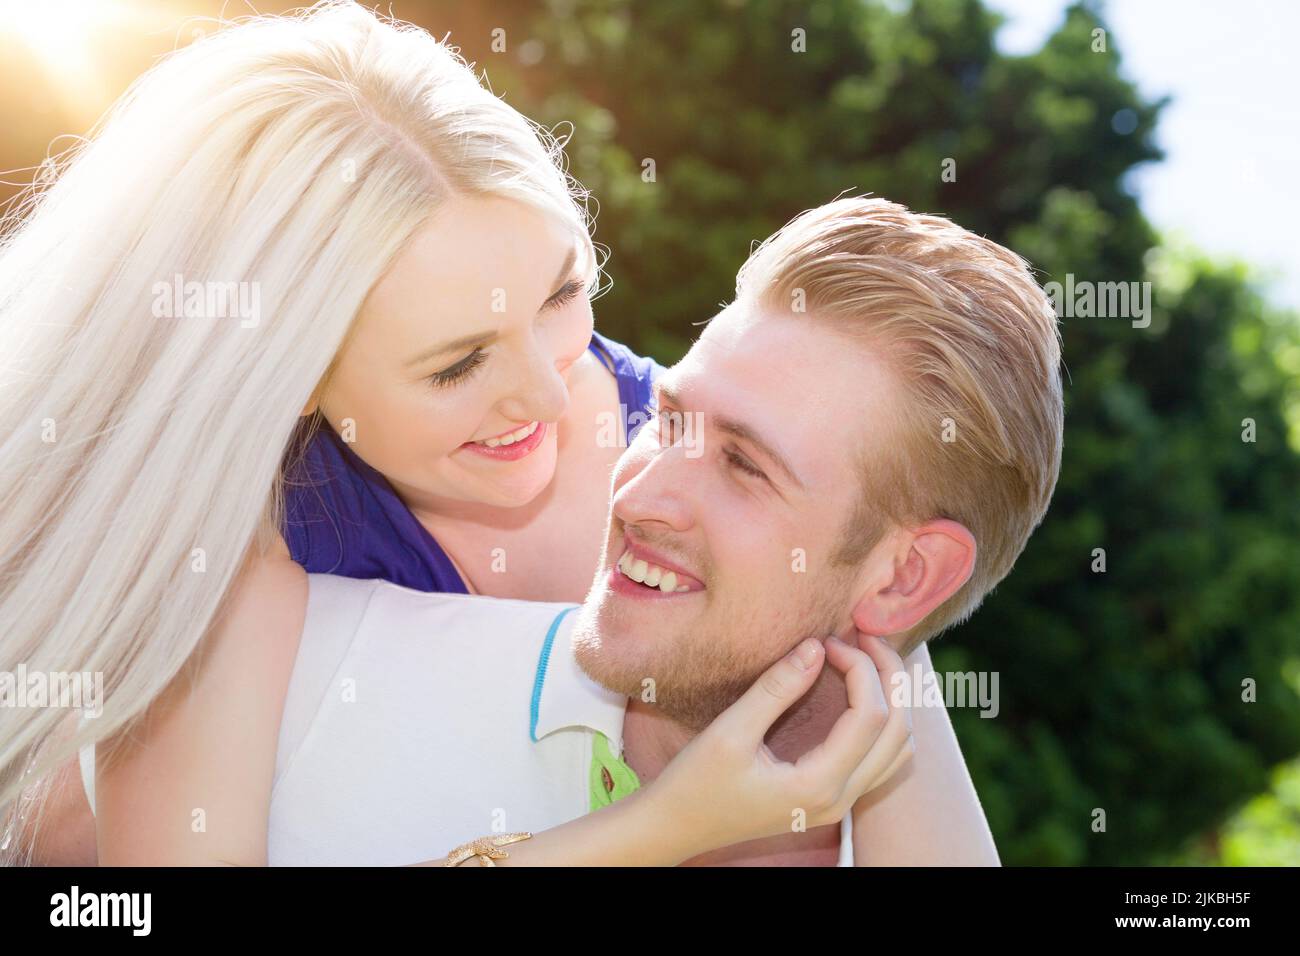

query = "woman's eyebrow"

[404,247,577,369]
[547,247,578,297]
[405,330,497,369]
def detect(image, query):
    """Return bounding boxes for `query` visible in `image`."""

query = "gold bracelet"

[443,831,533,867]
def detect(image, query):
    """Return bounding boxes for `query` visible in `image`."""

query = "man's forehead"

[672,303,849,405]
[659,304,893,486]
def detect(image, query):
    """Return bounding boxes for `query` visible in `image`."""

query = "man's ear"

[851,519,976,638]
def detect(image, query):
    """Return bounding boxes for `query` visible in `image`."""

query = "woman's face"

[316,194,594,511]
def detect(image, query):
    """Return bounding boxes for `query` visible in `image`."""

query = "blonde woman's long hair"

[0,0,596,859]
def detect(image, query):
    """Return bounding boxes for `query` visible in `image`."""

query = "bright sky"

[987,0,1300,312]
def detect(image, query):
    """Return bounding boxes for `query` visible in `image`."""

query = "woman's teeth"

[616,549,690,593]
[475,421,539,447]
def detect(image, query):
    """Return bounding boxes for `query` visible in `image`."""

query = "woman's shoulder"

[589,331,667,389]
[201,550,309,686]
[95,551,308,863]
[280,423,467,593]
[586,331,666,444]
[151,548,309,725]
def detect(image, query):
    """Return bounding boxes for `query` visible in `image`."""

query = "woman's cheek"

[558,302,595,369]
[420,385,492,454]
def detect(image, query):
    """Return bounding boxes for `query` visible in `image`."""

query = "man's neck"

[620,668,850,866]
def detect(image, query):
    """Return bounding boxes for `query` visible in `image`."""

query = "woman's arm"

[96,553,308,865]
[414,788,696,866]
[850,640,1000,866]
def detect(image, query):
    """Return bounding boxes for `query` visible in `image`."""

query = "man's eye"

[656,408,681,446]
[725,448,766,480]
[428,348,486,388]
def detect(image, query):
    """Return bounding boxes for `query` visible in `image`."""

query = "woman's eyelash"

[428,348,486,388]
[544,278,585,309]
[725,448,767,480]
[424,279,579,390]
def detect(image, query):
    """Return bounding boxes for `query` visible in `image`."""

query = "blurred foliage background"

[3,0,1297,864]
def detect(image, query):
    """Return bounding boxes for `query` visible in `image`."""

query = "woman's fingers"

[709,637,827,748]
[792,633,922,816]
[831,636,917,804]
[880,732,917,783]
[858,633,909,707]
[791,636,890,788]
[839,698,916,804]
[862,632,915,768]
[678,633,915,843]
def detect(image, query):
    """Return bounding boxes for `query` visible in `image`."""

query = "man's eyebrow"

[657,380,806,491]
[405,248,579,369]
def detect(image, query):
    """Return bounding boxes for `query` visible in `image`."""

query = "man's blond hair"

[736,197,1063,656]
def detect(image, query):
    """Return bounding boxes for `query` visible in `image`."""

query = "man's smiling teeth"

[617,549,690,592]
[475,421,539,447]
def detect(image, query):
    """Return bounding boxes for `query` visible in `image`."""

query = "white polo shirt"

[81,574,853,865]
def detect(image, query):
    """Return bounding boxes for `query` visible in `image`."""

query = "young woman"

[1,2,992,866]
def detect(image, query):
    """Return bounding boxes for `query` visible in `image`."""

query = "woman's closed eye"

[543,278,585,311]
[428,347,487,388]
[425,279,582,390]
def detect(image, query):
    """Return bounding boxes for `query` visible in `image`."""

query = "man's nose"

[611,440,695,534]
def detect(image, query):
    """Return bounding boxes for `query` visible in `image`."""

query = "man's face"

[573,303,899,730]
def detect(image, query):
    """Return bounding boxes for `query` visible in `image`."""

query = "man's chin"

[573,574,668,651]
[571,604,764,733]
[571,598,649,700]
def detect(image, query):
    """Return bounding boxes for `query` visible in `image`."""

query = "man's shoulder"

[305,573,575,620]
[302,573,577,670]
[273,578,596,863]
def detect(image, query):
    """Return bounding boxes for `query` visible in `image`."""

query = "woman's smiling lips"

[608,537,705,598]
[459,420,547,461]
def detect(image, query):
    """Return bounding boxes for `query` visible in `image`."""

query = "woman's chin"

[460,441,559,508]
[479,478,552,508]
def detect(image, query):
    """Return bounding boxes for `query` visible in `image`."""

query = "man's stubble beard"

[572,568,855,733]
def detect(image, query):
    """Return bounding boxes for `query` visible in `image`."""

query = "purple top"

[281,331,664,593]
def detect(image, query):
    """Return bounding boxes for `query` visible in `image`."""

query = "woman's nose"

[498,345,570,424]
